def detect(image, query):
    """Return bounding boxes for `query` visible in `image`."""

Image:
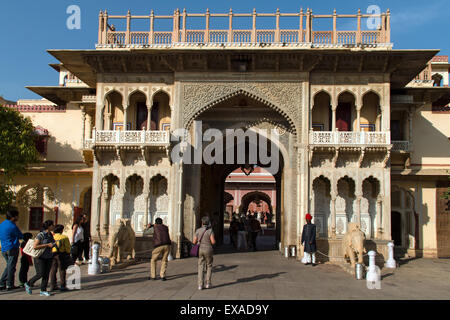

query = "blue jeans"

[1,247,19,288]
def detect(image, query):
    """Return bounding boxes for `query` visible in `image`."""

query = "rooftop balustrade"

[96,8,391,48]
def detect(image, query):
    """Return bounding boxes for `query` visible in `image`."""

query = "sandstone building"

[2,8,449,261]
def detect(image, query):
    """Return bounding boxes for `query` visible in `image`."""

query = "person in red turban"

[301,213,317,266]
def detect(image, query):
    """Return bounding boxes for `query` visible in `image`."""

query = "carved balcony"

[309,131,391,168]
[309,131,391,146]
[391,140,411,152]
[90,129,170,146]
[85,129,171,163]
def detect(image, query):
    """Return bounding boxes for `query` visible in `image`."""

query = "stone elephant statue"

[342,222,367,268]
[109,218,136,265]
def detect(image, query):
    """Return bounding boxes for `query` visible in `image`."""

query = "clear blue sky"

[1,0,449,101]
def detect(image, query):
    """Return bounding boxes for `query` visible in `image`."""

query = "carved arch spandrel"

[181,82,302,136]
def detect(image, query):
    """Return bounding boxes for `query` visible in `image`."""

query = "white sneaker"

[198,286,203,290]
[205,284,211,289]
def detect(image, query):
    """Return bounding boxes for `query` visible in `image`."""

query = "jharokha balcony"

[84,129,170,164]
[309,131,390,146]
[96,8,391,49]
[85,129,170,148]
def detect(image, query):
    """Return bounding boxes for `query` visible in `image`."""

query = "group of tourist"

[0,210,91,296]
[228,212,262,251]
[1,208,317,297]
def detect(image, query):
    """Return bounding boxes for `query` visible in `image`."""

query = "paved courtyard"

[1,238,449,300]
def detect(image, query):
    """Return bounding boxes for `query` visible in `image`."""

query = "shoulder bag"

[22,234,45,258]
[189,228,208,257]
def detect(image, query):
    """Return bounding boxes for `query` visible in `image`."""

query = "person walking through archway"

[249,215,262,251]
[193,216,216,290]
[301,213,317,267]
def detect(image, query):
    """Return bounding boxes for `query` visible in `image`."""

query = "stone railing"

[391,140,410,152]
[87,129,170,147]
[97,8,391,48]
[309,131,390,145]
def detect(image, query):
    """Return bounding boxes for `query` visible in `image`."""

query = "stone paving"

[1,237,450,300]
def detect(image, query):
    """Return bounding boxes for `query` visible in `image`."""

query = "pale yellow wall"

[420,184,437,256]
[393,179,438,257]
[22,103,84,162]
[10,174,92,240]
[411,103,450,166]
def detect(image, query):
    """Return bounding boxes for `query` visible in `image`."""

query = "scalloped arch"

[184,88,298,136]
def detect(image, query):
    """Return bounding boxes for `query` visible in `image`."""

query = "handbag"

[22,238,45,258]
[189,228,208,257]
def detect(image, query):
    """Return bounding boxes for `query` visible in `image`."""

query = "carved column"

[123,105,128,131]
[101,179,110,235]
[376,195,383,239]
[105,112,112,130]
[407,108,413,148]
[143,184,150,227]
[81,107,86,147]
[355,194,362,227]
[146,102,152,131]
[86,113,93,139]
[331,105,337,131]
[330,191,337,238]
[119,192,126,218]
[356,104,361,131]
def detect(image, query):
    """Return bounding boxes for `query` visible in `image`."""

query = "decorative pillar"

[123,105,128,131]
[275,8,280,42]
[332,9,337,44]
[228,8,233,42]
[105,112,112,130]
[146,103,152,131]
[101,179,110,235]
[86,113,93,139]
[81,106,86,147]
[376,196,383,239]
[331,105,337,131]
[356,8,362,44]
[143,184,150,227]
[408,108,413,148]
[251,8,256,43]
[330,191,337,238]
[356,105,361,132]
[355,194,362,227]
[119,192,126,218]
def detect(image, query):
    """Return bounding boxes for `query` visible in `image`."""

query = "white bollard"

[88,243,101,275]
[290,246,296,258]
[366,251,381,289]
[385,241,396,269]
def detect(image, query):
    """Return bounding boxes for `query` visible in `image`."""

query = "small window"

[35,137,47,155]
[29,207,44,230]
